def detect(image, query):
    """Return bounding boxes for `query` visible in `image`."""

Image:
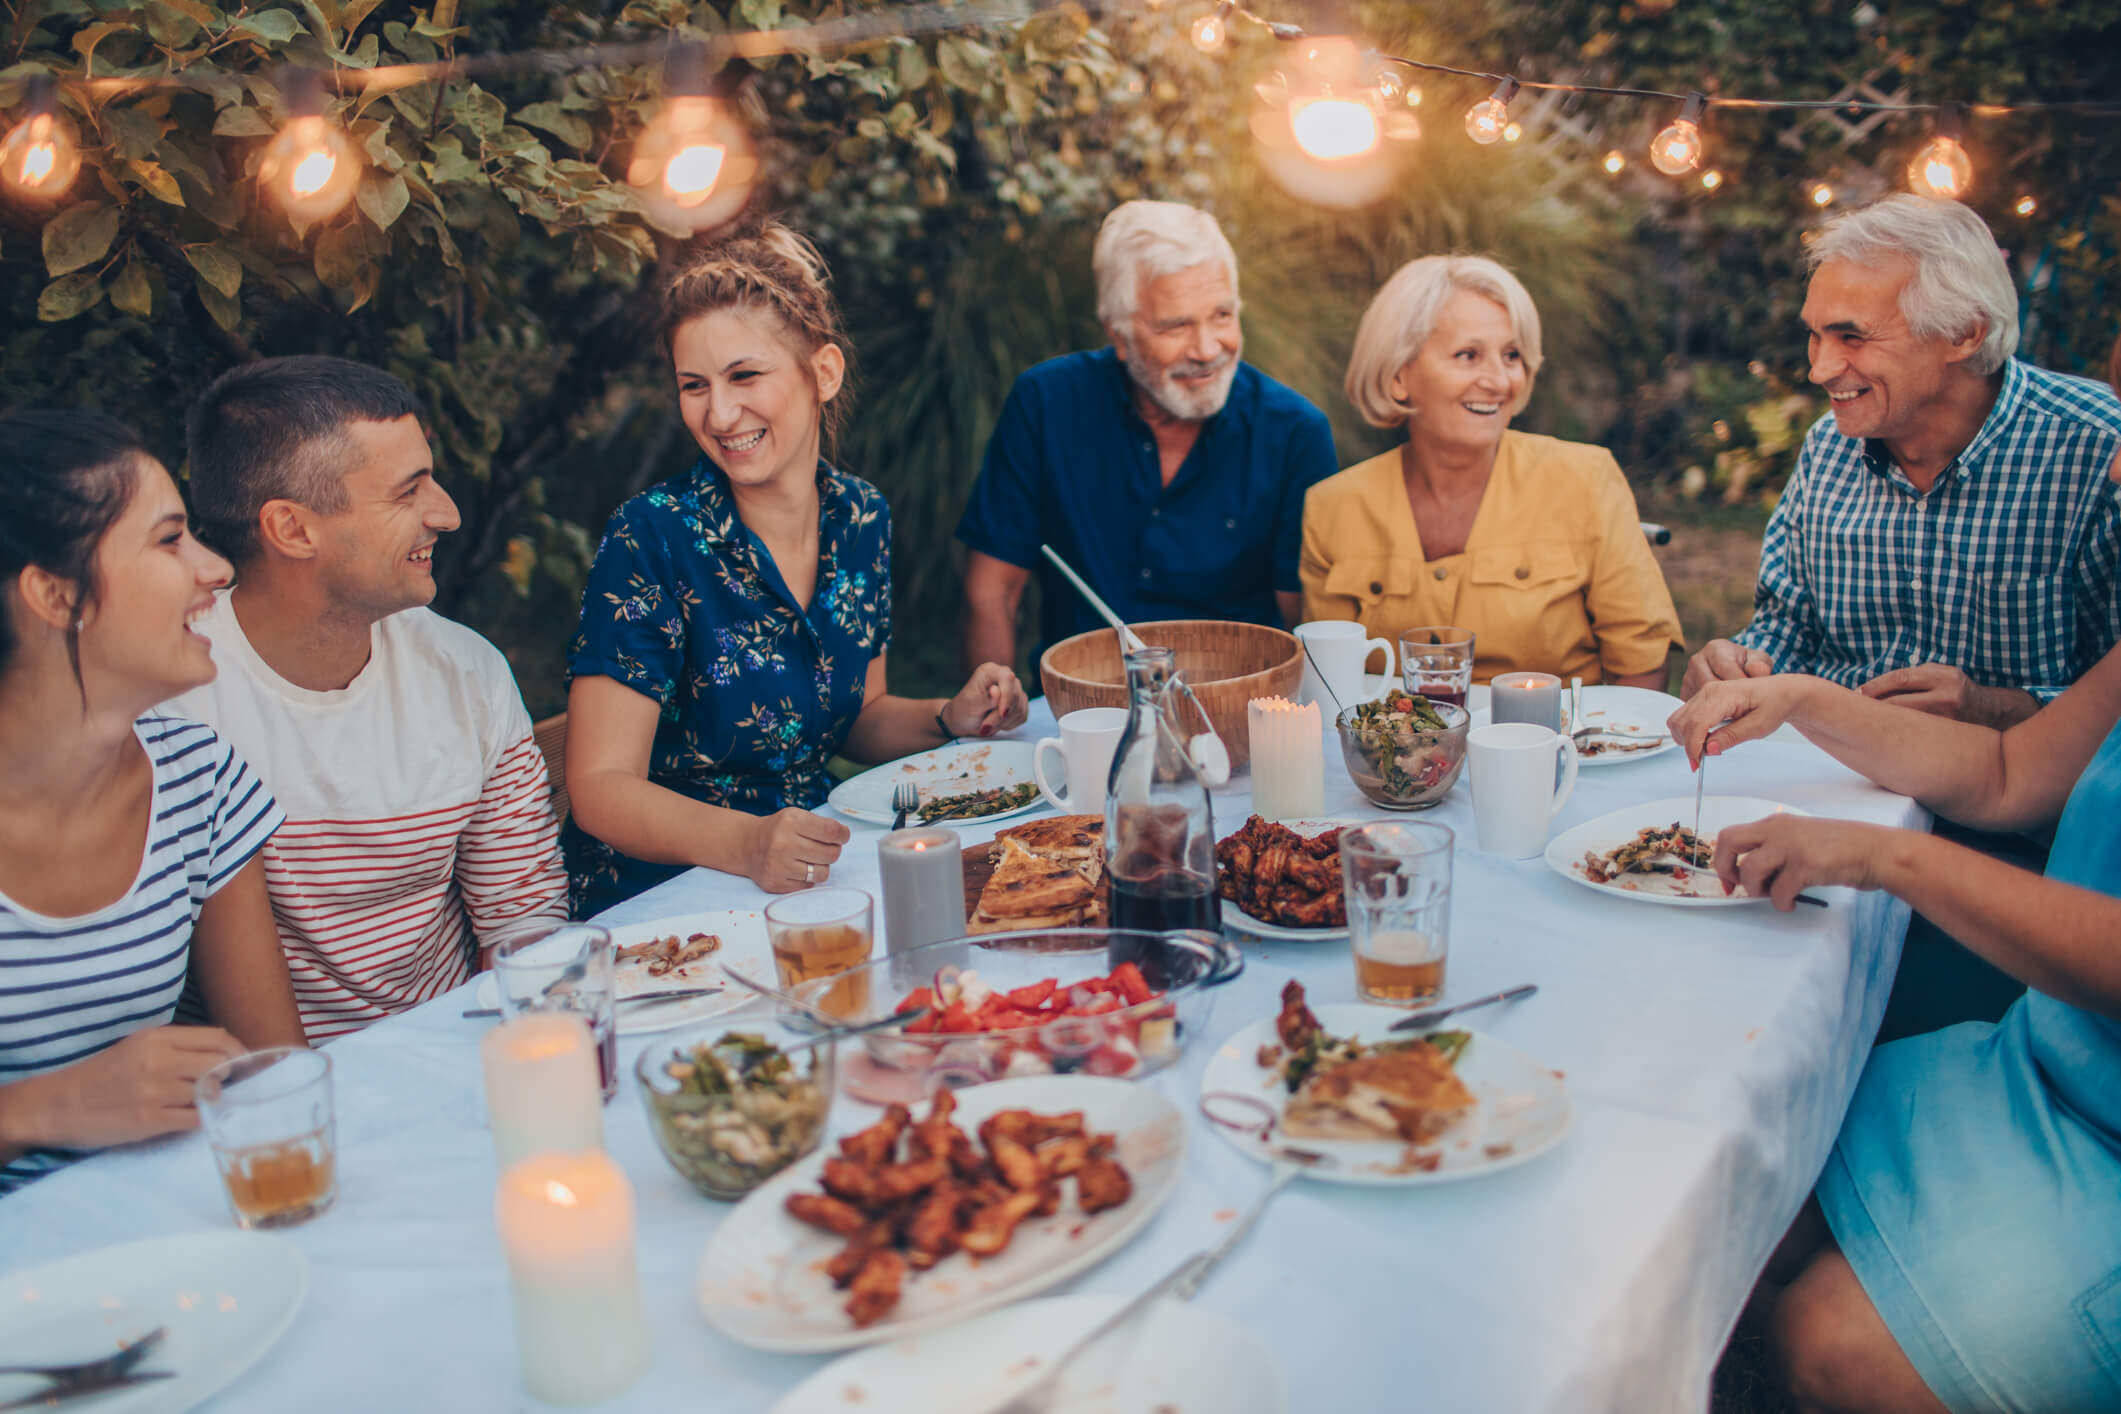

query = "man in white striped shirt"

[166,357,569,1042]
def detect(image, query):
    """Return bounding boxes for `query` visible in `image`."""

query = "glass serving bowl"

[787,928,1242,1105]
[633,1016,836,1200]
[1336,699,1470,810]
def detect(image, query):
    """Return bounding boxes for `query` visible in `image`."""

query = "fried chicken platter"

[697,1075,1186,1353]
[1215,815,1351,932]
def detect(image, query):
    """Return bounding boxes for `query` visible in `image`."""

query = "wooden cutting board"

[961,839,1002,920]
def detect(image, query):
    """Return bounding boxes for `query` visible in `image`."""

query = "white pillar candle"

[878,827,966,956]
[495,1151,651,1404]
[480,1012,604,1170]
[1247,696,1325,819]
[1491,671,1563,732]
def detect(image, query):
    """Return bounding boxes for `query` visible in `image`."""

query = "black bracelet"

[934,710,956,742]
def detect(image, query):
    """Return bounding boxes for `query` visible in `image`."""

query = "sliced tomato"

[898,987,935,1015]
[1004,979,1058,1009]
[1109,962,1154,1007]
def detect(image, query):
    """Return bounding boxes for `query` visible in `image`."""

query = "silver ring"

[803,862,816,885]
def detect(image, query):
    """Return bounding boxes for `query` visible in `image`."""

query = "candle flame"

[543,1180,579,1207]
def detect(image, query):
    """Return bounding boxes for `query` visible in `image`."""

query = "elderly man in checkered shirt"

[1683,195,2121,729]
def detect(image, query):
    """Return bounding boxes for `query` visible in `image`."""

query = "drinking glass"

[493,924,619,1102]
[764,886,875,1022]
[196,1047,336,1229]
[1339,822,1454,1007]
[1400,627,1477,711]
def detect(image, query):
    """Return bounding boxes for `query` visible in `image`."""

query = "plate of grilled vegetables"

[1545,796,1813,906]
[828,741,1044,827]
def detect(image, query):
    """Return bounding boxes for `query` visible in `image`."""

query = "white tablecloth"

[0,698,1922,1413]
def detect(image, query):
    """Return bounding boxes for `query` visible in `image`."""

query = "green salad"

[1344,690,1459,799]
[643,1031,830,1198]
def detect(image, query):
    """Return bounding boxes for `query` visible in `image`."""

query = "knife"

[1387,983,1538,1033]
[0,1372,176,1411]
[460,984,724,1020]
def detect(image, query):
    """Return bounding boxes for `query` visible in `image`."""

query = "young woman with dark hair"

[0,409,304,1195]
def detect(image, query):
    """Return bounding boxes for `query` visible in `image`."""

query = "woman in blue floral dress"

[562,222,1028,914]
[1670,336,2121,1414]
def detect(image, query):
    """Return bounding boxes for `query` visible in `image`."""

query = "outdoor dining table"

[0,693,1924,1413]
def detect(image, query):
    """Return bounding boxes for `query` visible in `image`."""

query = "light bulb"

[1700,169,1723,191]
[2014,194,2037,217]
[1373,68,1405,106]
[1810,182,1835,207]
[1602,149,1626,175]
[1649,93,1709,176]
[260,111,360,222]
[1290,97,1381,160]
[628,75,758,235]
[1907,135,1971,198]
[1405,84,1422,107]
[1502,121,1523,143]
[0,78,82,201]
[1190,12,1225,51]
[1463,78,1519,146]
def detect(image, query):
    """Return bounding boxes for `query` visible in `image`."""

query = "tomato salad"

[890,963,1176,1078]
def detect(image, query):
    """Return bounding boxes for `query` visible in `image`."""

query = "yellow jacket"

[1299,431,1682,684]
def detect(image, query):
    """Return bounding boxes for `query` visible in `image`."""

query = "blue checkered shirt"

[1734,359,2121,702]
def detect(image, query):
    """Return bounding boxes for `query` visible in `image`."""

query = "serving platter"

[829,740,1043,827]
[1545,796,1813,907]
[1216,817,1360,943]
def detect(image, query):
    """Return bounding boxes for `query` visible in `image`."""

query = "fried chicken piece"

[872,1156,951,1203]
[979,1109,1085,1151]
[838,1103,911,1166]
[1038,1133,1092,1179]
[1276,979,1320,1052]
[958,1187,1044,1256]
[904,1183,963,1261]
[1032,1181,1064,1218]
[845,1248,907,1327]
[1075,1148,1133,1214]
[785,1192,869,1237]
[909,1091,986,1176]
[820,1157,883,1205]
[1274,888,1345,928]
[986,1134,1045,1192]
[1278,848,1336,895]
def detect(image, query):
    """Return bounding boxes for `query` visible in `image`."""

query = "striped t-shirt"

[165,594,569,1041]
[0,715,281,1195]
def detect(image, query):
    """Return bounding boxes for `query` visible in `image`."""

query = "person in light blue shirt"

[956,201,1339,676]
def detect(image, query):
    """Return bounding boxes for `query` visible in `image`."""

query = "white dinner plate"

[0,1231,308,1413]
[829,740,1042,826]
[474,908,774,1034]
[1545,796,1814,906]
[1200,1005,1570,1186]
[699,1075,1186,1353]
[769,1293,1286,1414]
[1215,818,1356,943]
[1471,685,1682,767]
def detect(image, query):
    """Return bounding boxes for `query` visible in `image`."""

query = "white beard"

[1123,346,1238,422]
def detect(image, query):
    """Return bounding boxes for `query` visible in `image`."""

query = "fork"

[0,1326,165,1385]
[1570,723,1668,747]
[890,781,920,830]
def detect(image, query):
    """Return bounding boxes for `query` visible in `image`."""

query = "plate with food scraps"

[1215,817,1359,943]
[1471,685,1682,766]
[698,1074,1185,1353]
[1198,996,1570,1186]
[1544,796,1814,906]
[472,908,773,1034]
[829,740,1043,827]
[769,1292,1286,1414]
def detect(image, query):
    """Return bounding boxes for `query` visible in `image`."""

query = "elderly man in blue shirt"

[956,201,1339,674]
[1682,195,2121,726]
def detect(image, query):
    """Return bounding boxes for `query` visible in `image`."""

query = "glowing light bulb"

[1700,169,1723,191]
[1464,78,1519,146]
[1602,149,1626,175]
[1810,182,1835,207]
[1290,96,1380,160]
[1190,12,1225,51]
[2014,194,2037,217]
[260,108,360,222]
[1650,93,1709,176]
[628,59,759,236]
[1405,84,1422,107]
[1374,68,1405,105]
[1907,136,1972,198]
[0,79,82,201]
[1502,121,1523,143]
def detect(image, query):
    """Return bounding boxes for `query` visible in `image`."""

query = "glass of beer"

[1340,822,1454,1007]
[493,925,619,1103]
[196,1047,337,1230]
[765,886,875,1022]
[1400,627,1476,711]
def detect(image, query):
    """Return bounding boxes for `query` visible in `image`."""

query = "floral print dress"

[562,458,891,916]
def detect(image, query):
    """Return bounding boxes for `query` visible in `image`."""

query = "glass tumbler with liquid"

[1400,627,1476,712]
[765,886,875,1022]
[1340,821,1454,1005]
[1105,645,1218,976]
[196,1047,336,1229]
[493,924,620,1102]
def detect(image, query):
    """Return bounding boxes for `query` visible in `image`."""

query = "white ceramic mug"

[1468,722,1580,858]
[1294,621,1396,713]
[1033,707,1129,812]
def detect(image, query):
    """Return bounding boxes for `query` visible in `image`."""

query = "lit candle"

[1490,672,1563,732]
[1247,696,1325,819]
[480,1012,604,1170]
[495,1151,651,1404]
[878,827,966,965]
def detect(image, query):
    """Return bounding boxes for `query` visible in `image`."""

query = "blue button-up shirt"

[956,348,1337,660]
[562,459,891,915]
[1735,358,2121,700]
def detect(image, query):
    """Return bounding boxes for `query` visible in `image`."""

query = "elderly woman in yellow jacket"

[1301,256,1681,687]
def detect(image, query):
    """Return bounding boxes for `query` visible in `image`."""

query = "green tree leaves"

[42,203,120,276]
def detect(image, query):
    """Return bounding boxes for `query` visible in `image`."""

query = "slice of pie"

[1283,1045,1476,1145]
[994,814,1105,883]
[968,838,1098,934]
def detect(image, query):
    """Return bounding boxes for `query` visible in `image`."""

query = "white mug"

[1294,621,1396,713]
[1467,723,1579,858]
[1033,707,1129,812]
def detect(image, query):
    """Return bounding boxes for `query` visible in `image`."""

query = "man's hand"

[944,663,1030,738]
[1,1026,248,1151]
[1860,664,2039,729]
[1713,815,1893,910]
[1680,639,1775,699]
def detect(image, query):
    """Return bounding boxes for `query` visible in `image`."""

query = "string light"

[1907,99,1973,199]
[1700,169,1724,191]
[1464,77,1519,145]
[2014,194,2037,216]
[1249,31,1414,207]
[1501,121,1523,143]
[1810,182,1835,207]
[0,76,83,202]
[1649,91,1708,176]
[257,69,360,221]
[1601,149,1626,174]
[627,46,758,234]
[1190,1,1232,53]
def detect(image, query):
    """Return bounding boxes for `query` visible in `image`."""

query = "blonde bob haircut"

[1343,255,1545,430]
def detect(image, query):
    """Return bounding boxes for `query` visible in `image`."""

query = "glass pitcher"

[1105,646,1219,956]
